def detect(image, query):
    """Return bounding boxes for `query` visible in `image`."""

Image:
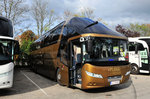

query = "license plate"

[110,80,120,85]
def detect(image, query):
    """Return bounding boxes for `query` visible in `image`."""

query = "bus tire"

[131,64,139,74]
[56,68,62,85]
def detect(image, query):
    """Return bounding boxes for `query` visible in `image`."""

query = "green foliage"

[20,30,37,43]
[20,30,37,55]
[129,23,150,36]
[20,39,34,55]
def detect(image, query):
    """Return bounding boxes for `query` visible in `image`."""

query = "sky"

[25,0,150,33]
[47,0,150,26]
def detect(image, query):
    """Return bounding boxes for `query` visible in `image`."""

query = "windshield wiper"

[84,21,98,29]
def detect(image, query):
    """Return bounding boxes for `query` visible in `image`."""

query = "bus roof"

[0,16,13,37]
[65,17,126,38]
[34,17,126,43]
[129,37,150,39]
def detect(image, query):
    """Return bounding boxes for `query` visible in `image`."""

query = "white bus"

[0,16,19,89]
[128,37,150,74]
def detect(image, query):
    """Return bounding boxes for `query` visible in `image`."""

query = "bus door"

[69,41,82,87]
[129,42,140,67]
[59,42,69,86]
[137,43,149,71]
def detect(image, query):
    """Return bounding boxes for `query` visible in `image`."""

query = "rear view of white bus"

[0,16,19,89]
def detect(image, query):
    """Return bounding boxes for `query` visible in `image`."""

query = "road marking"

[20,70,49,96]
[131,78,137,99]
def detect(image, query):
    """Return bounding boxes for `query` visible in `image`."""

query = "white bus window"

[129,42,135,51]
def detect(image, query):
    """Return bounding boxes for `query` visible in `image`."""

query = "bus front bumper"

[81,64,130,89]
[0,62,14,89]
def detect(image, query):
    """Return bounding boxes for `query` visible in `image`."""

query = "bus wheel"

[56,68,62,85]
[131,64,139,74]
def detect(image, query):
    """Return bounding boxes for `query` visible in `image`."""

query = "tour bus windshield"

[82,38,128,63]
[0,39,13,61]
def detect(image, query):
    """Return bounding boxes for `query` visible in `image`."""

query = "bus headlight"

[125,71,130,76]
[0,70,12,78]
[85,71,103,78]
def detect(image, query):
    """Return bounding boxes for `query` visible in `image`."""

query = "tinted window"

[129,42,135,51]
[44,27,62,46]
[67,17,125,37]
[33,21,65,48]
[0,18,13,37]
[0,39,13,61]
[140,39,150,52]
[83,38,128,62]
[137,43,145,51]
[52,28,61,41]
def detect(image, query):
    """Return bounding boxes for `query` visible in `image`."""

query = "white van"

[128,37,150,74]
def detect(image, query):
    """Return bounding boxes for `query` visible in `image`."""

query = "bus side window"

[44,27,62,46]
[137,43,145,51]
[129,42,135,51]
[135,43,145,54]
[53,28,61,41]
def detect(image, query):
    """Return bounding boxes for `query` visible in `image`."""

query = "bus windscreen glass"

[83,38,128,65]
[0,39,13,63]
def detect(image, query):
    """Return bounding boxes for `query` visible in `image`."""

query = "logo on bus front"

[108,67,121,75]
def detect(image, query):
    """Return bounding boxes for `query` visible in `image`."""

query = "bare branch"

[31,0,57,36]
[0,0,29,25]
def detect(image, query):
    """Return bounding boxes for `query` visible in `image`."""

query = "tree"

[0,0,29,25]
[63,10,73,21]
[80,7,94,19]
[20,30,37,45]
[71,7,95,19]
[116,25,140,37]
[63,8,107,25]
[129,23,150,36]
[44,10,57,32]
[0,0,29,36]
[31,0,57,36]
[20,30,37,55]
[20,39,34,55]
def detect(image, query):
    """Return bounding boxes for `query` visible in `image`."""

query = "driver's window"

[137,43,145,51]
[129,42,135,51]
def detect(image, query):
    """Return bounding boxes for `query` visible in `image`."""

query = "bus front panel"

[0,62,14,89]
[71,37,130,89]
[81,63,130,89]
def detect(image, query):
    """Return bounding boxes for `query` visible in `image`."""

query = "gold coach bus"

[30,17,130,89]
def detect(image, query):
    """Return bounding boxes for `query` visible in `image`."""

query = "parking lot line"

[20,70,49,96]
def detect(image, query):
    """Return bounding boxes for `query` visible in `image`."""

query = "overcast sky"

[47,0,150,26]
[25,0,150,33]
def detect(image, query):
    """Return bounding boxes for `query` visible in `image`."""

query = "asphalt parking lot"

[0,67,150,99]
